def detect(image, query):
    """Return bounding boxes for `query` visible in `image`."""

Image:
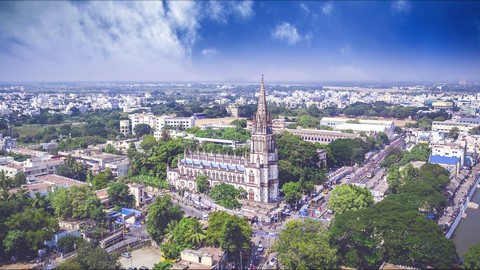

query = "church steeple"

[253,75,272,134]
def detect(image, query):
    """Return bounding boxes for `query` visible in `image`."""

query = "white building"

[128,113,195,135]
[0,135,16,150]
[320,117,395,138]
[430,145,465,167]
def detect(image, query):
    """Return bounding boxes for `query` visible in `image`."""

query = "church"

[166,77,279,203]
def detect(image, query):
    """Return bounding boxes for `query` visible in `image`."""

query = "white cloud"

[392,0,411,14]
[205,1,254,23]
[0,1,255,81]
[232,1,254,18]
[321,2,333,16]
[201,48,218,58]
[272,22,301,45]
[300,3,309,13]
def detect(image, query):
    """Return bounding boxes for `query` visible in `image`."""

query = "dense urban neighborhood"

[0,76,480,270]
[2,1,480,270]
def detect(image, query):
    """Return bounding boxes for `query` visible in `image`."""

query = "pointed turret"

[253,75,272,134]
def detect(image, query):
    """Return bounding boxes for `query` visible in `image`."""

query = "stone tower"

[249,76,279,203]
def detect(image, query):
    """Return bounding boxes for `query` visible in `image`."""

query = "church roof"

[180,158,245,171]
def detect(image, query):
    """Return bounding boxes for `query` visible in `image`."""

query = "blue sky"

[0,1,479,82]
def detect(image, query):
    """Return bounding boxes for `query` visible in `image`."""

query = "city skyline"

[0,1,479,83]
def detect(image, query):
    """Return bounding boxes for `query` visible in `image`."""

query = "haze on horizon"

[0,1,479,83]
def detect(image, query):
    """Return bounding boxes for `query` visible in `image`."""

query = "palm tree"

[31,191,47,209]
[186,221,206,246]
[0,171,10,193]
[164,220,178,244]
[16,188,30,200]
[1,190,10,201]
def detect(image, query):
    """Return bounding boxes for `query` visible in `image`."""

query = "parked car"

[121,252,131,259]
[257,244,264,252]
[139,266,149,270]
[268,257,278,266]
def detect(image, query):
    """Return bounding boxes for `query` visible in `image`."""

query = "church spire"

[253,75,272,134]
[257,75,268,118]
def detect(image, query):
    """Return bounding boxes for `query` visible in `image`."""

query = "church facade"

[166,77,279,203]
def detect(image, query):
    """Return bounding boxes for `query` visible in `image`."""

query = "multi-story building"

[432,101,454,110]
[320,117,395,138]
[0,156,66,180]
[167,77,279,203]
[119,120,130,136]
[430,144,466,167]
[431,118,480,135]
[279,128,362,144]
[128,113,195,135]
[0,135,16,150]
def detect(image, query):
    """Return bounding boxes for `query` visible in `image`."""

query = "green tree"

[140,134,158,152]
[230,119,247,128]
[447,127,460,140]
[282,181,302,205]
[104,144,122,155]
[464,242,480,269]
[296,115,321,129]
[58,240,120,269]
[386,164,401,194]
[134,123,152,137]
[57,235,82,253]
[186,219,206,246]
[4,208,59,258]
[3,230,29,258]
[153,261,173,270]
[12,172,27,187]
[209,183,241,209]
[30,191,48,210]
[327,184,374,215]
[146,195,184,244]
[219,215,252,255]
[107,182,135,210]
[91,172,110,190]
[274,219,337,270]
[205,211,231,247]
[196,175,210,194]
[49,186,104,221]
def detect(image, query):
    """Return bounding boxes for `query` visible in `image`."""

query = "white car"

[257,244,264,252]
[268,257,278,266]
[121,252,131,259]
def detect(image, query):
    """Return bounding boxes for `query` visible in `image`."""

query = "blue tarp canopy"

[429,155,460,165]
[121,208,142,217]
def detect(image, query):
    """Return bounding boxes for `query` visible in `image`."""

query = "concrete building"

[10,174,85,197]
[128,113,195,134]
[0,156,65,180]
[431,120,477,135]
[175,247,225,270]
[199,123,237,130]
[128,183,153,208]
[320,117,395,138]
[227,104,239,117]
[431,145,465,167]
[280,128,362,144]
[0,135,16,151]
[432,101,454,110]
[119,120,130,136]
[167,77,279,203]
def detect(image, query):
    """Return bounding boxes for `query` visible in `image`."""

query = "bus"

[99,231,124,249]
